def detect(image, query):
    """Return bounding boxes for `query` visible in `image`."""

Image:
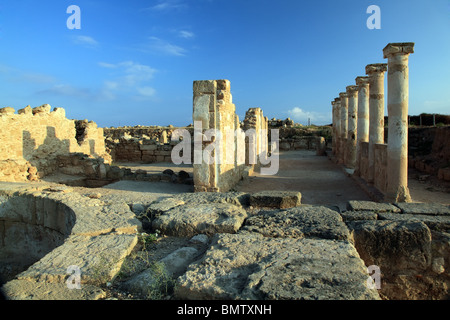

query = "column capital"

[346,85,358,93]
[383,42,415,59]
[339,92,348,99]
[365,63,387,75]
[334,97,341,104]
[355,76,369,86]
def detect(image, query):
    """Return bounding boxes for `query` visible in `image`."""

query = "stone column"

[365,63,387,183]
[339,92,348,165]
[333,98,341,157]
[354,76,370,176]
[331,100,337,154]
[346,85,358,169]
[383,42,414,202]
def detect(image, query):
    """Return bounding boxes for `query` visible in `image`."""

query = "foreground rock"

[152,203,247,237]
[249,190,301,209]
[175,232,380,300]
[0,182,141,300]
[121,245,204,298]
[242,206,350,240]
[344,201,450,300]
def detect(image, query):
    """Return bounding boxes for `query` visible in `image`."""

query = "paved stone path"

[235,150,372,211]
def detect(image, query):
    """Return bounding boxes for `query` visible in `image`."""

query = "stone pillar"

[334,98,341,158]
[354,76,370,176]
[383,42,414,202]
[331,100,337,155]
[346,85,358,169]
[365,63,387,183]
[339,92,348,165]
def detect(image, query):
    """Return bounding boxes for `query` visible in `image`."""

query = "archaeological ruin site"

[1,42,450,301]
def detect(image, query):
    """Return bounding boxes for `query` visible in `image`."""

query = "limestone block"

[193,80,216,95]
[394,202,450,216]
[216,79,230,91]
[0,107,15,115]
[139,144,158,151]
[152,203,247,237]
[175,233,380,300]
[217,90,232,103]
[346,200,401,213]
[121,246,200,297]
[51,108,66,118]
[347,220,432,271]
[249,190,301,209]
[2,280,105,300]
[243,206,350,240]
[18,105,32,115]
[193,95,211,129]
[32,104,51,115]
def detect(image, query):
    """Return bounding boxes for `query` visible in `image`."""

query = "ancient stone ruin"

[0,42,450,301]
[332,43,416,203]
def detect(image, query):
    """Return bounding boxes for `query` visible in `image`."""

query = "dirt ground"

[235,150,372,211]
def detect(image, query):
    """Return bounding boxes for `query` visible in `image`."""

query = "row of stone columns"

[331,42,414,202]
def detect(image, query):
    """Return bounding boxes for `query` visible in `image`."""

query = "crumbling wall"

[192,80,252,192]
[275,127,331,153]
[408,126,450,181]
[104,126,195,164]
[345,201,450,300]
[0,104,110,182]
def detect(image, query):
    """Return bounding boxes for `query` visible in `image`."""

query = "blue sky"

[0,0,449,127]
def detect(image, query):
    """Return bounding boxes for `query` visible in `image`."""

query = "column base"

[384,185,412,203]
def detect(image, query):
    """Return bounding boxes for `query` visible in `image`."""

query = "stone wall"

[407,126,450,181]
[275,127,331,154]
[104,127,195,164]
[0,105,110,182]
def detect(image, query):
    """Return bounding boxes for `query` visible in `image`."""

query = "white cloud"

[137,86,156,97]
[98,62,117,69]
[147,36,186,56]
[179,30,195,39]
[98,61,158,100]
[287,107,331,125]
[72,35,99,48]
[145,0,187,12]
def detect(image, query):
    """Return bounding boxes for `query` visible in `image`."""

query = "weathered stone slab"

[174,192,250,207]
[2,280,105,300]
[242,206,350,240]
[341,211,378,222]
[122,246,200,297]
[146,197,185,220]
[16,234,138,284]
[175,233,380,300]
[347,200,401,213]
[249,190,301,209]
[378,212,450,232]
[347,220,432,272]
[394,202,450,216]
[152,203,247,237]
